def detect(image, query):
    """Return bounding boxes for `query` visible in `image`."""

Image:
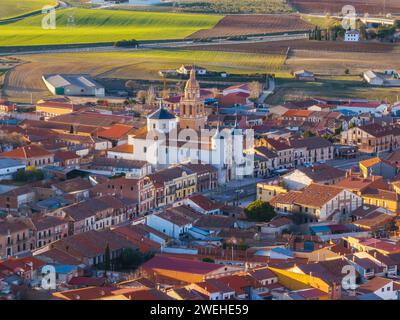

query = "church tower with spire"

[179,67,207,131]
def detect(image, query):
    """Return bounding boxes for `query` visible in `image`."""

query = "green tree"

[202,257,215,263]
[119,248,143,270]
[104,243,111,272]
[244,200,276,222]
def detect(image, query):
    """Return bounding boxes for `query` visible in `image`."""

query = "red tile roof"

[0,144,53,159]
[141,255,224,275]
[98,124,134,140]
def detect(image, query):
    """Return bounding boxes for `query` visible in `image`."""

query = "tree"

[118,248,143,270]
[104,243,111,273]
[202,257,215,263]
[244,200,276,222]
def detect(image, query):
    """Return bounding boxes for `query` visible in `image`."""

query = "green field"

[0,8,223,46]
[0,0,57,20]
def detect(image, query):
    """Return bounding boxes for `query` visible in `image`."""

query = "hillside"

[0,0,58,20]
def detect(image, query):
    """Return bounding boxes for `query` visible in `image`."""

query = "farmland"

[183,40,400,55]
[2,49,287,102]
[173,0,293,14]
[267,75,400,104]
[290,0,400,15]
[188,14,313,39]
[0,0,57,20]
[0,8,223,46]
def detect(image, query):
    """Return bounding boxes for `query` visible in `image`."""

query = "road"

[258,78,275,104]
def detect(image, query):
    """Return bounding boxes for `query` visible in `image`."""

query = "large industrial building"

[42,74,105,98]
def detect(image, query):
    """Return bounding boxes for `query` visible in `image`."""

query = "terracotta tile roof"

[283,109,313,118]
[358,277,392,293]
[295,164,345,182]
[271,183,344,209]
[98,124,135,140]
[288,136,333,150]
[109,143,133,154]
[0,144,53,159]
[52,177,92,193]
[265,138,291,151]
[188,194,222,211]
[359,157,392,168]
[54,150,80,162]
[31,215,67,231]
[141,255,224,275]
[53,286,116,300]
[0,257,46,272]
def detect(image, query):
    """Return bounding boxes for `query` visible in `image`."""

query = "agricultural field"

[290,0,400,15]
[0,0,57,20]
[188,14,313,39]
[267,75,400,104]
[0,8,223,46]
[183,39,400,55]
[287,49,400,75]
[173,0,293,14]
[2,49,287,102]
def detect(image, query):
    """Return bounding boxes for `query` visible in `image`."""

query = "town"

[1,0,400,303]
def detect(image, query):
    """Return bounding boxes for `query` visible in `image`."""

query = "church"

[108,69,254,183]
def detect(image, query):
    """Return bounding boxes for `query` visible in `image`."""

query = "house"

[0,158,26,181]
[0,186,36,212]
[184,194,222,215]
[92,176,154,214]
[282,164,346,191]
[344,30,360,42]
[357,277,397,300]
[0,99,16,113]
[141,254,240,283]
[359,157,397,179]
[222,83,251,96]
[177,65,207,76]
[270,183,362,223]
[51,177,92,202]
[42,74,105,97]
[50,229,138,266]
[180,163,218,192]
[187,278,235,300]
[0,257,46,285]
[260,217,292,237]
[30,215,69,249]
[53,150,80,168]
[35,98,86,118]
[0,217,34,259]
[147,166,197,206]
[336,101,388,116]
[341,123,400,153]
[97,124,135,146]
[55,196,132,235]
[363,71,385,86]
[0,145,54,168]
[89,157,152,178]
[146,205,201,239]
[257,181,287,202]
[293,70,315,81]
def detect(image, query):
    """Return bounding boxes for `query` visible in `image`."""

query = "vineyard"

[290,0,400,15]
[188,14,313,39]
